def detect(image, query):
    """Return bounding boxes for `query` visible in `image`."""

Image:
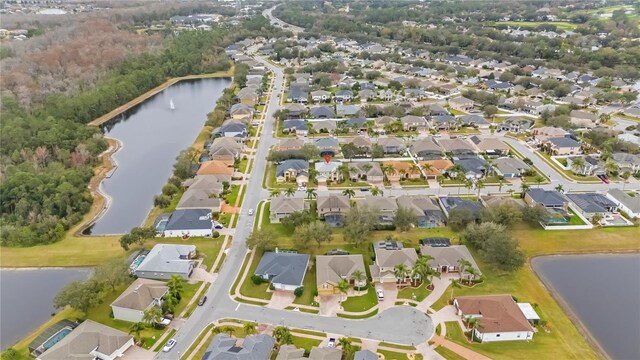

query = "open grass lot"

[397,283,432,302]
[377,349,410,360]
[340,286,378,312]
[434,345,467,360]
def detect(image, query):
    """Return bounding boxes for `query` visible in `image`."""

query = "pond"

[532,254,640,360]
[0,268,92,351]
[87,78,232,235]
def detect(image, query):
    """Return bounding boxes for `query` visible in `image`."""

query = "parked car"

[163,339,177,352]
[597,174,610,184]
[377,289,384,301]
[213,222,224,229]
[248,209,254,216]
[327,338,336,348]
[160,317,171,326]
[198,296,208,306]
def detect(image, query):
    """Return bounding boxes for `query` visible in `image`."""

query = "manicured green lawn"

[200,238,223,271]
[237,158,250,173]
[444,321,467,342]
[340,286,378,312]
[291,335,322,354]
[379,342,415,350]
[153,329,176,352]
[181,324,214,360]
[174,282,202,316]
[226,185,242,206]
[434,345,467,360]
[293,265,319,306]
[239,251,273,301]
[377,349,409,360]
[397,283,432,302]
[400,178,430,186]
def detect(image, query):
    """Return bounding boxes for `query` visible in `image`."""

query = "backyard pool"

[42,327,72,350]
[129,254,147,272]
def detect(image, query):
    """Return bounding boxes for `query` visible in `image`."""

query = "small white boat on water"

[169,99,175,110]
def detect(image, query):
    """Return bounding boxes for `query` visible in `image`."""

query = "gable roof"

[607,189,640,213]
[136,244,196,274]
[548,137,581,148]
[374,248,418,268]
[455,295,534,333]
[255,252,310,287]
[317,195,350,210]
[276,159,309,177]
[270,196,306,214]
[197,160,234,176]
[396,195,443,217]
[493,157,529,175]
[360,196,398,212]
[567,193,616,213]
[176,188,221,210]
[410,138,442,154]
[438,138,476,153]
[38,320,132,360]
[202,334,275,360]
[526,188,567,206]
[165,209,213,231]
[111,278,168,311]
[420,245,481,275]
[316,255,366,287]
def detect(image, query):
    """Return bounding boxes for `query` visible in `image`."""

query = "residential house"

[611,153,640,174]
[438,83,458,95]
[277,346,342,360]
[396,195,445,228]
[254,251,310,291]
[345,136,373,156]
[237,87,259,106]
[230,103,255,120]
[316,255,367,296]
[276,138,305,152]
[359,88,376,101]
[548,137,582,155]
[317,195,351,227]
[448,96,475,112]
[209,137,243,161]
[383,161,422,181]
[458,115,490,129]
[439,196,483,219]
[163,209,213,238]
[311,120,338,134]
[454,295,534,342]
[182,175,228,197]
[566,156,603,176]
[315,137,341,157]
[451,157,489,179]
[428,105,449,117]
[533,127,568,143]
[567,193,617,220]
[370,248,418,283]
[410,138,443,159]
[606,189,640,218]
[276,159,309,186]
[335,90,354,102]
[176,188,221,212]
[438,139,477,157]
[420,244,481,276]
[359,196,398,225]
[376,137,406,155]
[354,350,378,360]
[197,160,235,177]
[524,188,570,224]
[419,159,454,179]
[310,106,335,119]
[500,117,534,133]
[493,157,530,178]
[270,197,309,223]
[36,320,134,360]
[110,279,168,323]
[468,137,509,156]
[374,116,396,130]
[349,162,384,183]
[282,119,308,135]
[430,115,456,131]
[569,110,598,128]
[284,103,308,119]
[336,104,361,117]
[287,85,309,103]
[311,90,331,103]
[401,115,429,131]
[202,334,274,360]
[134,244,196,280]
[315,160,342,182]
[214,121,248,142]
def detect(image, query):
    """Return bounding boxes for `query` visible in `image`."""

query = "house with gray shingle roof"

[163,209,214,238]
[567,193,617,219]
[276,159,309,186]
[110,279,168,323]
[310,106,335,119]
[316,255,367,296]
[134,244,196,280]
[493,157,530,178]
[396,195,445,228]
[270,196,309,223]
[419,244,481,277]
[255,251,310,291]
[202,334,275,360]
[317,195,350,227]
[370,248,418,283]
[410,138,443,159]
[606,189,640,218]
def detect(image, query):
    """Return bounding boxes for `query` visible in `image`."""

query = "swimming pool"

[130,255,146,272]
[42,327,72,350]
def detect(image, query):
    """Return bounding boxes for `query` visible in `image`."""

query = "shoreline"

[529,253,640,360]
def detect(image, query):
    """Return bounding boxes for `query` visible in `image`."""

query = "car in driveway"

[163,339,177,352]
[327,338,336,347]
[160,317,171,326]
[377,289,384,301]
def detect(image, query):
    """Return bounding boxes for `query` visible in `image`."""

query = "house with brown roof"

[409,138,443,160]
[383,161,422,181]
[316,255,367,296]
[448,96,475,112]
[110,279,168,323]
[209,137,243,161]
[317,195,350,227]
[197,160,235,176]
[276,138,305,152]
[418,159,454,179]
[370,248,418,283]
[454,294,535,342]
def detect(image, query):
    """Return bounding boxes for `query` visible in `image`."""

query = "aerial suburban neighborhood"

[0,1,639,360]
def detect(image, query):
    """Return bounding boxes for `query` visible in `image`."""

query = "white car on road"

[163,339,176,352]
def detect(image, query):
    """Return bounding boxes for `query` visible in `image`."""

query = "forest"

[0,14,278,247]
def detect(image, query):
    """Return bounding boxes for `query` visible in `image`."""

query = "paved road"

[263,5,304,34]
[155,56,434,360]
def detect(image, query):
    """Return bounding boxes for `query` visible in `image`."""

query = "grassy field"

[291,335,322,354]
[377,349,410,360]
[397,283,432,302]
[340,286,378,312]
[239,251,273,301]
[434,345,467,360]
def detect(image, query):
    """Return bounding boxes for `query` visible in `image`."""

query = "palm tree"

[285,186,296,197]
[142,306,163,327]
[457,258,472,282]
[337,279,349,301]
[507,188,515,197]
[351,270,366,291]
[465,267,479,283]
[436,175,445,195]
[498,177,505,193]
[410,163,421,177]
[475,179,485,198]
[621,171,631,190]
[520,182,530,198]
[243,322,256,335]
[167,275,185,300]
[464,179,474,194]
[449,278,461,301]
[555,184,564,193]
[338,163,351,181]
[338,337,354,358]
[342,189,355,199]
[371,187,383,196]
[129,322,145,343]
[605,158,619,177]
[534,175,544,188]
[570,157,585,174]
[306,188,317,200]
[270,189,282,197]
[413,255,438,287]
[308,168,319,184]
[394,264,408,284]
[381,164,396,181]
[398,168,407,180]
[591,213,604,225]
[273,326,293,347]
[421,163,434,178]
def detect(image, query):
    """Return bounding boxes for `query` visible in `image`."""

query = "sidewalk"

[430,336,491,360]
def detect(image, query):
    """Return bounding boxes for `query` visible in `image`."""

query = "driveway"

[267,290,295,310]
[319,295,341,316]
[377,283,398,312]
[190,268,215,283]
[123,346,155,360]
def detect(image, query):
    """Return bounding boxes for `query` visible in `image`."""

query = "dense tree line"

[0,19,281,247]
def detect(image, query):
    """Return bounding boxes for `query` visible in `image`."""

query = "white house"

[163,209,213,238]
[606,189,640,218]
[454,294,535,342]
[110,278,168,323]
[134,244,196,280]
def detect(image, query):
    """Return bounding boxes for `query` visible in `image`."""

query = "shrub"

[312,288,318,297]
[212,231,220,238]
[251,275,265,285]
[269,283,275,291]
[294,287,304,297]
[154,194,170,208]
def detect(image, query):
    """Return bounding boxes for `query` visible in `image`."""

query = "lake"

[88,78,232,235]
[532,254,640,360]
[0,268,92,351]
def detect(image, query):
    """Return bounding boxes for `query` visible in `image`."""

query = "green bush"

[251,275,265,285]
[294,287,304,297]
[212,231,220,238]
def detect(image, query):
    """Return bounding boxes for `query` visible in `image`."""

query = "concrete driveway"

[267,290,295,310]
[377,283,398,312]
[190,268,215,283]
[123,346,155,360]
[319,295,341,316]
